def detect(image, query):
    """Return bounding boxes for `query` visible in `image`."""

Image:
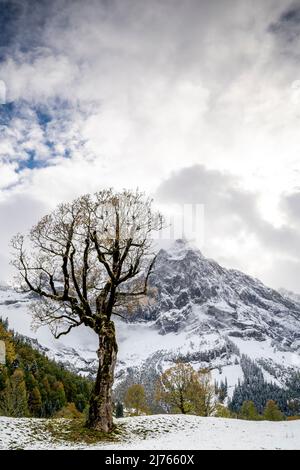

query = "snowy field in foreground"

[0,415,300,450]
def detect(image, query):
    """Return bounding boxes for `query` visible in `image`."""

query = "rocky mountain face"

[130,239,300,345]
[114,240,300,400]
[1,239,300,399]
[278,287,300,306]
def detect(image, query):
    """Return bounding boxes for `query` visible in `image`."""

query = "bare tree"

[11,189,163,432]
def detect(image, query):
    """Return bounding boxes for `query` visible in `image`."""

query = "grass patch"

[46,418,124,445]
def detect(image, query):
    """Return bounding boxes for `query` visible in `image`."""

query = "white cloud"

[0,162,19,189]
[0,80,6,104]
[0,191,47,280]
[0,0,300,290]
[157,164,300,291]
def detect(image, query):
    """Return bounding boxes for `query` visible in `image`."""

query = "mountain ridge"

[1,239,300,399]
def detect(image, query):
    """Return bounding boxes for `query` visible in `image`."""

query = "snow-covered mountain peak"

[1,242,300,397]
[160,238,204,261]
[278,287,300,306]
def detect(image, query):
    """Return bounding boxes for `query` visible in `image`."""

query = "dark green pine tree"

[115,401,124,418]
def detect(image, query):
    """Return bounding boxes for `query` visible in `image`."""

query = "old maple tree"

[12,189,162,431]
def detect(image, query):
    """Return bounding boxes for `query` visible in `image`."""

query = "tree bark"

[179,391,186,414]
[87,319,118,432]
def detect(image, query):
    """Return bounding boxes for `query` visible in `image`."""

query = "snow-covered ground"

[0,415,299,450]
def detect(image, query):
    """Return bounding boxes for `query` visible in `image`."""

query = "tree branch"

[91,231,115,280]
[116,254,157,298]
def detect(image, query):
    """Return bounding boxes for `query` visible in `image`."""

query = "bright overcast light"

[1,0,300,291]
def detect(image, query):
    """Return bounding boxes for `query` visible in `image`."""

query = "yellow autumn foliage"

[0,322,16,363]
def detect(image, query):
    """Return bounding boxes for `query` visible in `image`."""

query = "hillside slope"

[0,318,92,418]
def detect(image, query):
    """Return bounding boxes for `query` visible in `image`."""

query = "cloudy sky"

[1,0,300,291]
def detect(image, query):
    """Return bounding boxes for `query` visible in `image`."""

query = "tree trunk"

[179,392,186,414]
[87,319,118,432]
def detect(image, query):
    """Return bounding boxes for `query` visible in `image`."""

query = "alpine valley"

[1,239,300,405]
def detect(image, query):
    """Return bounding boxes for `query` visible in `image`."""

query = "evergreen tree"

[239,400,261,421]
[115,401,124,418]
[287,398,300,416]
[0,317,92,418]
[263,400,285,421]
[11,369,29,417]
[229,355,288,415]
[25,372,38,392]
[0,369,29,417]
[286,372,300,415]
[0,379,15,416]
[0,365,8,392]
[29,387,42,417]
[74,393,87,413]
[216,378,228,403]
